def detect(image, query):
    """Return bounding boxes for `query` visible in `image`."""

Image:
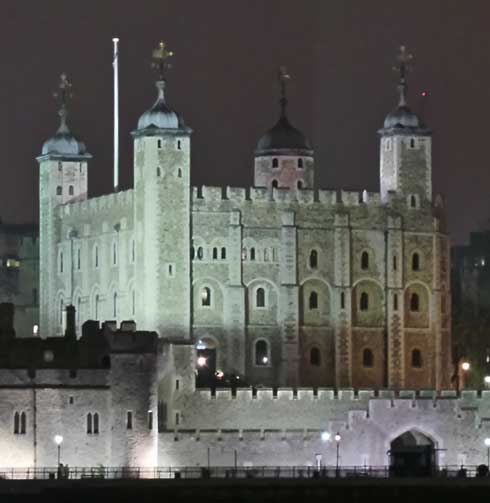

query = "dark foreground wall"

[3,478,490,503]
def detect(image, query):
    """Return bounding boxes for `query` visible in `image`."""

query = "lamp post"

[54,435,63,466]
[335,432,341,477]
[484,438,490,467]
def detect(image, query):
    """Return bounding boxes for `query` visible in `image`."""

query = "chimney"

[0,303,15,340]
[64,304,76,341]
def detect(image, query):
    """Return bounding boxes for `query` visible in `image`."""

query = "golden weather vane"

[53,73,73,108]
[151,41,174,80]
[393,45,413,83]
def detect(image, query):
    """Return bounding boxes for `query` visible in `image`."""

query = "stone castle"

[1,44,485,473]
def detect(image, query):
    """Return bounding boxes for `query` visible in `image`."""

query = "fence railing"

[0,464,484,481]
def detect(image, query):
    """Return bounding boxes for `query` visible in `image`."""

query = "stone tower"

[254,67,314,190]
[37,74,91,336]
[132,42,192,338]
[378,46,432,205]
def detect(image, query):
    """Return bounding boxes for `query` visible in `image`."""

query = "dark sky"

[1,0,489,244]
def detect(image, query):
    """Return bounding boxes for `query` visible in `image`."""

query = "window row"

[156,166,183,178]
[192,246,227,261]
[157,138,183,150]
[359,291,421,312]
[362,348,423,368]
[56,185,76,196]
[271,179,304,189]
[361,251,422,272]
[200,286,268,308]
[255,341,323,367]
[271,157,304,169]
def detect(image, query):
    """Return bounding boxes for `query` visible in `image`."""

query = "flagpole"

[112,37,119,192]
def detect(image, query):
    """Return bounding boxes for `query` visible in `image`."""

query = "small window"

[309,250,318,269]
[59,251,64,273]
[297,180,303,189]
[221,247,226,259]
[113,292,118,318]
[201,287,211,307]
[131,289,136,315]
[241,247,247,260]
[20,412,27,434]
[69,396,74,404]
[310,347,321,366]
[148,410,153,430]
[264,249,269,262]
[77,248,81,270]
[59,299,64,325]
[68,185,74,196]
[412,253,420,271]
[87,413,92,434]
[410,194,417,208]
[385,139,392,151]
[272,180,278,189]
[127,411,133,430]
[255,340,269,366]
[177,168,182,178]
[363,348,374,368]
[56,186,62,196]
[157,167,161,177]
[256,287,265,308]
[297,158,303,169]
[393,255,397,271]
[340,292,345,309]
[14,412,19,434]
[177,140,182,150]
[175,412,180,426]
[250,248,256,261]
[175,379,180,391]
[272,158,279,168]
[93,413,99,434]
[94,246,99,268]
[212,247,218,260]
[191,247,195,260]
[360,292,369,311]
[393,293,398,311]
[197,247,204,260]
[309,291,318,310]
[113,243,117,265]
[94,294,99,319]
[410,293,420,312]
[411,349,422,368]
[131,240,135,263]
[361,251,369,270]
[58,162,63,171]
[157,139,162,149]
[409,138,416,149]
[168,264,174,277]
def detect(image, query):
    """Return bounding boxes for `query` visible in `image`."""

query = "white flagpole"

[112,37,119,192]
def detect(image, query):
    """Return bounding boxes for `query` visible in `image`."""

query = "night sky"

[1,0,489,244]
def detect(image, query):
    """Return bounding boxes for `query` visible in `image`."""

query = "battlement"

[58,189,134,219]
[192,185,383,209]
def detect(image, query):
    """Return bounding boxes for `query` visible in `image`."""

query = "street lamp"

[484,438,490,467]
[54,435,63,466]
[321,431,330,442]
[335,432,341,476]
[461,361,470,372]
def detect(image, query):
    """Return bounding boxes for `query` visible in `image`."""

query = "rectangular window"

[157,139,162,149]
[175,412,180,426]
[393,255,397,271]
[69,396,74,404]
[127,411,133,430]
[148,410,153,430]
[175,379,180,391]
[340,292,345,309]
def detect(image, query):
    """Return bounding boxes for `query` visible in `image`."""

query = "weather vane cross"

[278,66,291,116]
[151,41,174,80]
[393,45,413,84]
[53,73,73,109]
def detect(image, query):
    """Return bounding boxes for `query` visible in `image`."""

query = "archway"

[389,430,436,477]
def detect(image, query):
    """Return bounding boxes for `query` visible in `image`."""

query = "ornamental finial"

[278,66,291,118]
[151,40,174,81]
[53,73,73,131]
[392,45,413,107]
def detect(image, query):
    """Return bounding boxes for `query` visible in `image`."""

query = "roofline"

[254,148,314,157]
[131,126,193,138]
[36,153,93,163]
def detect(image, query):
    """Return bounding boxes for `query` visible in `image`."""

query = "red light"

[421,91,427,97]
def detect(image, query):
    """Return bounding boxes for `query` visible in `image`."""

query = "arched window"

[309,250,318,269]
[56,186,62,196]
[93,412,99,434]
[201,287,211,306]
[272,180,278,189]
[310,347,321,366]
[361,251,369,270]
[411,349,422,368]
[360,292,369,311]
[87,413,92,434]
[250,248,256,261]
[362,348,374,368]
[157,139,162,149]
[212,247,218,260]
[412,252,420,271]
[272,158,279,168]
[13,412,19,434]
[156,167,161,177]
[393,293,398,311]
[297,158,303,169]
[177,140,182,150]
[20,412,26,434]
[241,247,247,260]
[255,340,269,366]
[410,293,420,312]
[297,180,303,189]
[309,291,318,309]
[256,287,265,308]
[221,247,226,259]
[197,247,204,260]
[410,194,417,208]
[178,168,182,178]
[68,185,74,196]
[410,138,416,149]
[113,292,117,318]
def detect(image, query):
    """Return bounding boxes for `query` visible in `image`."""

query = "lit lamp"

[461,361,470,372]
[335,432,342,476]
[321,431,330,442]
[484,438,490,467]
[54,435,63,466]
[197,356,207,367]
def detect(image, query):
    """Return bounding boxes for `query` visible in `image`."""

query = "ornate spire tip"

[151,40,174,81]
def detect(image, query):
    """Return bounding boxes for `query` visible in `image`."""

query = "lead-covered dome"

[41,111,87,156]
[383,104,421,130]
[137,80,186,130]
[256,115,311,154]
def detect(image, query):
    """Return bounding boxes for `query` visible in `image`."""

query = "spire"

[393,45,413,107]
[53,73,73,134]
[151,40,174,101]
[278,66,291,118]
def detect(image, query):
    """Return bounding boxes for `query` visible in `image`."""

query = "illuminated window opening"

[201,287,211,307]
[255,340,269,366]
